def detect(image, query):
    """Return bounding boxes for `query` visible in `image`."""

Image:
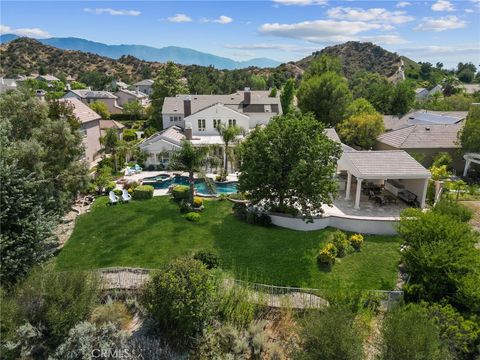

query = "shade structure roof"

[338,150,431,180]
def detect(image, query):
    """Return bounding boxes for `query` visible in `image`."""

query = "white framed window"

[228,119,236,127]
[213,119,220,128]
[198,119,206,131]
[170,116,174,122]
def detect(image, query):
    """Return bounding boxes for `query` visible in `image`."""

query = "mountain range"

[0,34,280,70]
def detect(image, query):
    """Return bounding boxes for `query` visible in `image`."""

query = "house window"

[213,119,220,128]
[198,119,206,131]
[174,116,178,121]
[170,116,174,122]
[228,119,236,127]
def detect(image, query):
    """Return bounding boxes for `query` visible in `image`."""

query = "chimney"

[244,87,251,104]
[183,95,192,117]
[185,122,193,140]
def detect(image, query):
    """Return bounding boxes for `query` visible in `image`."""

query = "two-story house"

[63,90,123,114]
[114,89,149,107]
[139,88,282,169]
[133,79,154,96]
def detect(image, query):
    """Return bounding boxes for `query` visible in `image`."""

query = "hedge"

[172,185,190,201]
[133,185,154,200]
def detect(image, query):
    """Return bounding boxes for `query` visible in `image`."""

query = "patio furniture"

[368,190,377,200]
[121,189,132,203]
[109,191,119,205]
[134,164,142,173]
[397,190,417,206]
[125,168,135,176]
[384,195,398,204]
[374,195,387,206]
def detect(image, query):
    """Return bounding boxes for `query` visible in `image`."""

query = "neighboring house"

[376,123,464,171]
[63,90,123,114]
[133,79,154,96]
[415,85,443,100]
[383,110,467,131]
[162,88,282,130]
[66,75,76,83]
[99,119,125,140]
[461,84,480,94]
[0,78,17,93]
[36,74,60,83]
[59,98,102,163]
[114,89,149,107]
[111,80,129,90]
[140,88,282,168]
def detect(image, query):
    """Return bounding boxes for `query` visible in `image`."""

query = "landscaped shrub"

[140,258,219,342]
[317,243,337,266]
[105,181,116,193]
[133,185,154,200]
[123,181,139,191]
[349,234,364,251]
[193,251,220,269]
[113,189,122,196]
[432,198,473,223]
[233,202,248,220]
[330,230,350,257]
[297,306,364,360]
[172,185,190,201]
[233,203,271,226]
[90,300,132,330]
[193,196,203,208]
[185,212,201,222]
[270,204,300,216]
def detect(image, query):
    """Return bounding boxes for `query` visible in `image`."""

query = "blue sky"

[1,0,479,68]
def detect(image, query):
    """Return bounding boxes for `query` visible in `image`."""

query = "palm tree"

[216,124,243,175]
[169,140,208,205]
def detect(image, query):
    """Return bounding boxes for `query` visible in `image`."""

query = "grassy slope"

[56,197,401,291]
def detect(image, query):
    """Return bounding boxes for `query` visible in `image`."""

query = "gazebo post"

[345,171,352,200]
[420,178,429,208]
[463,159,471,177]
[354,178,363,209]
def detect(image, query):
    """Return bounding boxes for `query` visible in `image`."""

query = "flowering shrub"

[350,234,364,251]
[317,243,337,266]
[172,185,190,201]
[193,196,203,208]
[330,230,350,257]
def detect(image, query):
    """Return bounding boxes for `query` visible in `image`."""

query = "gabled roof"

[59,98,101,124]
[99,120,125,130]
[184,102,249,122]
[162,91,281,116]
[134,79,154,86]
[339,150,430,179]
[68,90,117,99]
[140,126,185,149]
[377,123,462,149]
[115,89,148,99]
[37,74,60,82]
[415,88,427,94]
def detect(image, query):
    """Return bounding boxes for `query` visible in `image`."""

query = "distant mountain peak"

[0,34,280,70]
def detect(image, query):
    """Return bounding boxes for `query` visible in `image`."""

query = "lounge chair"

[134,164,142,173]
[109,191,119,205]
[121,189,132,202]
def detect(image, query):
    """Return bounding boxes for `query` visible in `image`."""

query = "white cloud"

[259,20,385,43]
[465,9,474,13]
[83,8,140,16]
[167,14,192,23]
[225,43,318,52]
[396,2,412,8]
[431,0,455,12]
[360,34,408,45]
[272,0,328,5]
[0,24,51,38]
[202,15,233,24]
[327,7,414,24]
[400,44,480,56]
[415,16,467,32]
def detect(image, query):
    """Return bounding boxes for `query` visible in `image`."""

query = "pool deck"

[118,171,239,197]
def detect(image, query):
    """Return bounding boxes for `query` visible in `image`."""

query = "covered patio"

[337,151,431,210]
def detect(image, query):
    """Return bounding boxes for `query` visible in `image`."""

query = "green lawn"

[56,197,402,291]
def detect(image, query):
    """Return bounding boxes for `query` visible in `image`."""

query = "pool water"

[143,175,238,195]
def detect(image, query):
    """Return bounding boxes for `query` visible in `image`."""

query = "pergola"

[337,151,431,209]
[463,153,480,176]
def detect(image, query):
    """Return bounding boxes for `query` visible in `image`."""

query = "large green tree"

[89,100,110,119]
[238,112,342,218]
[398,208,480,313]
[337,112,385,149]
[458,104,480,153]
[390,81,415,115]
[297,71,352,126]
[303,55,343,79]
[100,128,120,172]
[149,61,188,129]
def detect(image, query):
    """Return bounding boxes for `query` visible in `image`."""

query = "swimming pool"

[143,175,238,195]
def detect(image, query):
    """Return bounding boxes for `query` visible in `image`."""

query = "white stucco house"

[63,90,123,114]
[114,89,149,107]
[139,88,282,169]
[133,79,154,96]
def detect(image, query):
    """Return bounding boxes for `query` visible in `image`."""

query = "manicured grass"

[56,197,402,291]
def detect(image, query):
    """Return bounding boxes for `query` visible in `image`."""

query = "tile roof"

[115,89,148,98]
[134,79,154,86]
[340,150,430,179]
[59,98,101,124]
[37,74,60,82]
[99,120,125,130]
[383,110,467,131]
[377,123,462,149]
[69,90,117,99]
[162,91,281,115]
